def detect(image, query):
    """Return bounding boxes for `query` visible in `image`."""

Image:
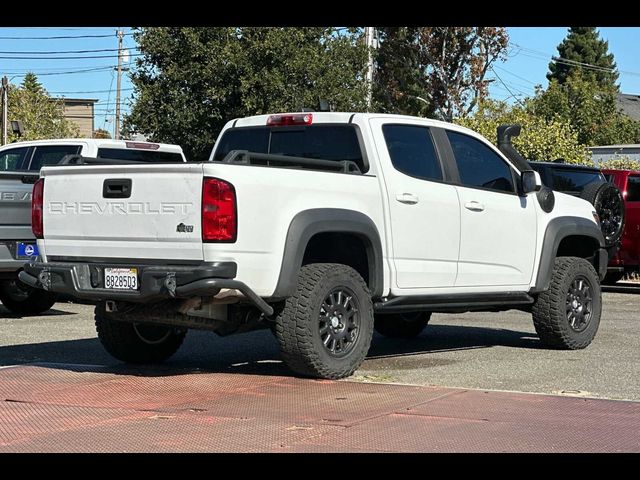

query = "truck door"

[369,118,460,290]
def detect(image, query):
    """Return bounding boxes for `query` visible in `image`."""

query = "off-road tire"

[274,263,374,379]
[532,257,601,350]
[0,279,57,315]
[374,312,431,338]
[580,182,625,247]
[95,302,187,363]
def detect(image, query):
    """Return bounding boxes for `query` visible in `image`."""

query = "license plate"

[104,268,138,290]
[16,242,39,259]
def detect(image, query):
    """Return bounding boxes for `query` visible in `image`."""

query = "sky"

[0,27,639,139]
[0,27,135,138]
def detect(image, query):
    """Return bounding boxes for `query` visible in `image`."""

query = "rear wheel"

[0,279,57,315]
[274,263,374,379]
[95,302,186,363]
[374,312,431,338]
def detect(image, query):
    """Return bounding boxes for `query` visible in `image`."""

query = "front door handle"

[396,193,419,205]
[464,201,485,212]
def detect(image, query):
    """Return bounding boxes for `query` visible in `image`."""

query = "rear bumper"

[19,260,273,316]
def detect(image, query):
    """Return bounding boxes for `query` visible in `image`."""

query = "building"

[617,93,640,122]
[56,98,98,138]
[587,93,640,164]
[590,144,640,164]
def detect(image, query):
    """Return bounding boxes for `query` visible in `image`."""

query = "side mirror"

[521,170,542,194]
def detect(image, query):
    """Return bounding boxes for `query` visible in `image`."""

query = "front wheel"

[274,263,374,379]
[532,257,601,349]
[0,279,58,315]
[95,303,187,364]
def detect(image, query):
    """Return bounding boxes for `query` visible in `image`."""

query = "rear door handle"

[464,201,485,212]
[396,193,419,205]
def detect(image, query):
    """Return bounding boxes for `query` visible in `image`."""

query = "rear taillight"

[32,178,44,239]
[202,177,236,242]
[266,113,313,126]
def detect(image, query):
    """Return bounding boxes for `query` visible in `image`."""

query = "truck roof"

[229,112,482,137]
[0,138,184,154]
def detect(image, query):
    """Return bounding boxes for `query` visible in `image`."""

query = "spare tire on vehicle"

[580,182,625,248]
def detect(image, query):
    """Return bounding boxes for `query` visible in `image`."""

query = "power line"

[12,66,118,77]
[0,52,142,60]
[492,65,539,86]
[0,47,139,55]
[50,87,134,94]
[490,67,527,108]
[0,33,134,40]
[511,42,640,78]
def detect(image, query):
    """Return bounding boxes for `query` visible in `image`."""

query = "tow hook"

[105,300,117,313]
[164,273,177,297]
[38,269,52,290]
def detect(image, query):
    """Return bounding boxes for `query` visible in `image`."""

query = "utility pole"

[114,29,124,140]
[364,27,375,111]
[1,76,8,146]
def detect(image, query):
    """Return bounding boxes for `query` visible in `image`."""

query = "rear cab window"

[550,169,605,193]
[29,145,82,170]
[213,125,366,173]
[382,124,442,181]
[0,146,31,171]
[97,148,184,163]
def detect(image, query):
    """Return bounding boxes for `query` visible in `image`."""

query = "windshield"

[213,125,366,172]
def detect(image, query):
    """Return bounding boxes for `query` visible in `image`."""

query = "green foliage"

[530,75,640,146]
[598,155,640,171]
[374,27,509,121]
[92,128,111,139]
[456,99,590,165]
[547,27,619,90]
[7,73,78,142]
[124,27,368,160]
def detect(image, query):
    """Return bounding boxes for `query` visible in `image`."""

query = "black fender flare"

[531,216,606,293]
[270,208,384,299]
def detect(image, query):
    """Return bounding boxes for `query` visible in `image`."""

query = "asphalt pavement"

[1,287,639,401]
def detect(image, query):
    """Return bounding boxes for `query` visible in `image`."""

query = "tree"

[374,27,509,121]
[92,128,111,139]
[530,75,640,146]
[456,99,590,165]
[124,27,368,160]
[547,27,618,90]
[598,156,640,171]
[7,73,78,142]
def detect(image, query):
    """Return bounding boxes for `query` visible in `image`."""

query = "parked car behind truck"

[0,138,186,315]
[21,114,607,379]
[601,168,640,283]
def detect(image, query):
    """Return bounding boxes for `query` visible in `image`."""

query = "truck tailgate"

[40,164,204,262]
[0,172,35,239]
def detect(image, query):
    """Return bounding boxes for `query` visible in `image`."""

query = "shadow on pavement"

[0,321,543,378]
[0,305,78,319]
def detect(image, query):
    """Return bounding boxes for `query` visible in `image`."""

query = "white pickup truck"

[20,113,607,379]
[0,138,186,315]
